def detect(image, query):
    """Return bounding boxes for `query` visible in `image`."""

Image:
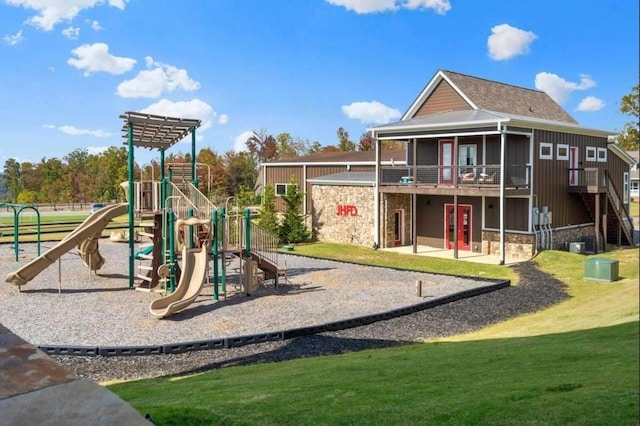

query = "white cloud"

[3,30,24,45]
[325,0,450,14]
[87,146,109,155]
[576,96,605,112]
[116,56,200,98]
[6,0,129,31]
[535,72,596,105]
[67,43,136,76]
[404,0,451,14]
[234,131,255,152]
[48,66,55,72]
[86,19,104,31]
[43,123,113,137]
[342,100,401,124]
[218,114,229,125]
[61,26,80,40]
[487,24,537,61]
[140,99,216,132]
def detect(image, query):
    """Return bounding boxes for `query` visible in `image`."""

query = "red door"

[445,204,472,250]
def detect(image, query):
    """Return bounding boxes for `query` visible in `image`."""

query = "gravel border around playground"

[0,241,569,383]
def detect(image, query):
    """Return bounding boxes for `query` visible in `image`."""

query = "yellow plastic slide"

[149,245,209,318]
[4,203,128,286]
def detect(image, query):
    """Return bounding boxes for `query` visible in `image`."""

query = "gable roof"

[263,149,406,165]
[372,109,611,139]
[402,70,578,124]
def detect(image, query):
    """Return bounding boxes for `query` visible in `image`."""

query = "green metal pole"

[128,121,135,289]
[220,207,226,296]
[169,209,176,293]
[160,149,166,210]
[191,128,198,188]
[12,207,18,261]
[212,210,219,300]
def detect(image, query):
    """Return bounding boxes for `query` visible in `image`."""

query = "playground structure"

[4,111,285,318]
[0,203,41,261]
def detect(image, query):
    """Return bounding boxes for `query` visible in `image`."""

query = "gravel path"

[0,241,568,383]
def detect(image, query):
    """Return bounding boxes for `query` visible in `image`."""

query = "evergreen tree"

[257,184,280,237]
[278,178,310,244]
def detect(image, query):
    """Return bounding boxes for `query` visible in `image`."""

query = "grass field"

[108,246,640,425]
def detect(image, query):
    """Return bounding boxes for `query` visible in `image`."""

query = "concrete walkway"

[382,245,528,265]
[0,322,149,426]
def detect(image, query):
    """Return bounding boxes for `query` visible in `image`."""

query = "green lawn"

[109,246,640,425]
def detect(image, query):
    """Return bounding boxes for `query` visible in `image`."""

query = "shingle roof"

[264,150,406,164]
[371,109,610,138]
[442,70,578,124]
[307,171,376,186]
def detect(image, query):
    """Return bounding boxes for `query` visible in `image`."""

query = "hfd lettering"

[336,204,358,216]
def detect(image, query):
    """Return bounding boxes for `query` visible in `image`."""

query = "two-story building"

[370,70,635,263]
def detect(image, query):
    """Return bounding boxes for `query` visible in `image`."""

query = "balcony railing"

[567,168,607,193]
[380,164,530,188]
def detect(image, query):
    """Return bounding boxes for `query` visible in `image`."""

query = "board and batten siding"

[607,149,632,208]
[414,80,470,117]
[533,130,608,227]
[264,164,375,213]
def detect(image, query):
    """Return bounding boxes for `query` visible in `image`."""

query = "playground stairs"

[134,213,165,292]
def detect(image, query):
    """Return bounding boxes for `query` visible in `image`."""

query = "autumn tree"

[337,127,355,151]
[616,83,639,150]
[197,147,227,200]
[358,131,374,151]
[246,129,278,164]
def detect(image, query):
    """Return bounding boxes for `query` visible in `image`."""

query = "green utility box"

[584,258,619,282]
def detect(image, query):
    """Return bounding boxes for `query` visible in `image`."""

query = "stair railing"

[606,174,634,243]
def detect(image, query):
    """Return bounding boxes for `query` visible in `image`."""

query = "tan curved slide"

[149,245,209,318]
[4,203,128,286]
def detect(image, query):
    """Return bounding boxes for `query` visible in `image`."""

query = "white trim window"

[556,144,569,161]
[539,142,553,160]
[586,146,597,161]
[623,172,629,204]
[597,147,607,162]
[275,183,294,196]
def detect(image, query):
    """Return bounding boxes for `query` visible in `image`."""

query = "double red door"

[445,204,471,250]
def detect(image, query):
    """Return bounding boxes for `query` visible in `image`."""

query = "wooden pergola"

[120,111,201,288]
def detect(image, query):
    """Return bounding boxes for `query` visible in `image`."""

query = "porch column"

[412,192,417,254]
[374,132,380,248]
[453,193,458,259]
[499,126,506,265]
[595,193,600,253]
[413,138,418,254]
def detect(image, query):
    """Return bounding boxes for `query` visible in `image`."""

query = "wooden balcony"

[567,168,607,193]
[379,164,530,196]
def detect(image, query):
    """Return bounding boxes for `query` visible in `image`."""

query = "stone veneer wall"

[483,224,596,259]
[482,231,536,260]
[381,193,411,248]
[311,185,375,247]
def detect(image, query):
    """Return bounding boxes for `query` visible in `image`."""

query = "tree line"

[1,128,374,205]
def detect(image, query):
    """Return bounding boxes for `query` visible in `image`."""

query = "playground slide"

[149,245,208,318]
[4,203,128,286]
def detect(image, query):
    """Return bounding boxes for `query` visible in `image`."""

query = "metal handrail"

[185,182,217,218]
[379,164,529,187]
[606,176,634,242]
[249,222,279,266]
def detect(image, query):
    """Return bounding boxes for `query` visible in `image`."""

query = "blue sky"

[1,0,638,166]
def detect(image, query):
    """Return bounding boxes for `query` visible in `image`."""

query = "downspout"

[373,130,380,248]
[499,122,506,265]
